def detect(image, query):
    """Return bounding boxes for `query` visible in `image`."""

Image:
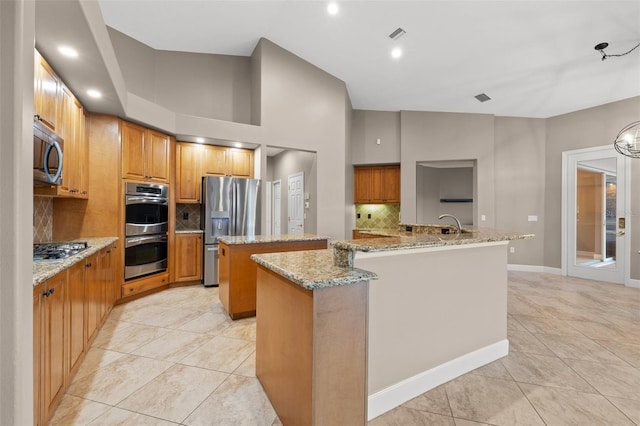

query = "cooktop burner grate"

[33,241,89,261]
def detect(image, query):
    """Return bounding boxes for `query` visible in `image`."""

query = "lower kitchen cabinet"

[175,233,203,282]
[34,244,116,425]
[66,262,86,379]
[39,272,66,423]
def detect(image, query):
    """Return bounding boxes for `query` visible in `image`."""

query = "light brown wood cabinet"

[39,272,66,423]
[176,142,255,203]
[34,244,116,425]
[34,50,60,132]
[122,121,171,183]
[175,233,203,282]
[218,239,328,319]
[354,165,400,204]
[34,54,89,199]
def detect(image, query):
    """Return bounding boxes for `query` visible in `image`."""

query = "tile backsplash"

[176,203,201,230]
[355,203,401,229]
[34,196,53,243]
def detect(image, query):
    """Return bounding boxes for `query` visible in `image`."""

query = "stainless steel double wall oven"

[124,182,169,280]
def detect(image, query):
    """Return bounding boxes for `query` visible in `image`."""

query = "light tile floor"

[49,272,640,425]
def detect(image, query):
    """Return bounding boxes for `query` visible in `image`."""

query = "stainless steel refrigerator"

[201,176,261,287]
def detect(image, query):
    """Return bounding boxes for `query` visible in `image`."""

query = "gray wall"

[545,97,640,277]
[1,1,35,423]
[267,150,318,234]
[351,110,400,165]
[416,167,474,226]
[400,111,495,228]
[494,117,546,267]
[108,27,252,124]
[255,39,349,240]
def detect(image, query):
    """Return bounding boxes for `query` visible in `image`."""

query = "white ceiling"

[97,0,640,118]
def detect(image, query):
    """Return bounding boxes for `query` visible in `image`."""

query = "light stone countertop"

[33,237,118,287]
[218,234,330,245]
[334,227,534,253]
[175,229,204,234]
[251,249,377,290]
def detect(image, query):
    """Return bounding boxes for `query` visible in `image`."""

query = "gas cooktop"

[33,242,89,261]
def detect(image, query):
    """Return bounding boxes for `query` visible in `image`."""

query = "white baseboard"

[628,278,640,289]
[507,264,562,275]
[367,339,509,421]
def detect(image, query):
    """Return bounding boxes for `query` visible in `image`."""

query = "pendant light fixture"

[614,121,640,159]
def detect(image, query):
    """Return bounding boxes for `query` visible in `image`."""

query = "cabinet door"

[33,285,42,426]
[381,166,400,203]
[74,99,88,197]
[354,167,372,203]
[66,262,85,379]
[34,52,60,132]
[369,167,385,203]
[146,130,170,182]
[228,149,254,178]
[98,248,111,323]
[58,86,75,195]
[203,145,227,176]
[122,121,147,180]
[84,254,100,346]
[175,233,203,282]
[176,143,203,203]
[42,273,65,422]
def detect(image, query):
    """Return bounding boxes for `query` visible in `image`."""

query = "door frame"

[561,145,631,285]
[272,179,281,235]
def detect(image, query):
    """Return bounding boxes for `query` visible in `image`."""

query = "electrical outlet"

[183,212,189,220]
[357,213,361,219]
[510,247,515,253]
[367,213,372,219]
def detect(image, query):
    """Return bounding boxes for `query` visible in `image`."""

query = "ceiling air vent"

[389,28,406,40]
[474,93,491,102]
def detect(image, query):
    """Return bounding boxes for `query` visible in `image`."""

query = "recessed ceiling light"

[195,137,205,143]
[391,48,403,59]
[86,89,102,99]
[58,45,78,58]
[327,2,339,15]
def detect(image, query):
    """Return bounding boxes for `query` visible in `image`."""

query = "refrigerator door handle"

[231,182,237,235]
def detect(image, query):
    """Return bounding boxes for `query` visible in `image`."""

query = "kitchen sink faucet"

[438,214,462,234]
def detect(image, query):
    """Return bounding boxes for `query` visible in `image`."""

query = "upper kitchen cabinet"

[228,149,254,178]
[34,73,88,199]
[34,50,61,132]
[122,121,171,183]
[176,142,254,203]
[354,165,400,204]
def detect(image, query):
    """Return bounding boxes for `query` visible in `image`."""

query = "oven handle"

[125,196,168,205]
[125,234,168,248]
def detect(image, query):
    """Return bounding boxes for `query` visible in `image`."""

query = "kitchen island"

[253,226,533,423]
[217,234,329,319]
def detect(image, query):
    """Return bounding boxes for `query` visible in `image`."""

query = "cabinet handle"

[106,250,111,254]
[85,262,92,268]
[129,287,134,292]
[43,288,55,297]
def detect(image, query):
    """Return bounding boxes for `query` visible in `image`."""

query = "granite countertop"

[335,228,534,254]
[218,234,330,245]
[33,237,118,287]
[176,229,203,234]
[251,249,377,290]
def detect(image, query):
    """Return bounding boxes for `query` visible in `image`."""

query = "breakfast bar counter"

[252,226,533,423]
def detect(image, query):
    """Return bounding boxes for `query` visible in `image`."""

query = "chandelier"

[614,121,640,159]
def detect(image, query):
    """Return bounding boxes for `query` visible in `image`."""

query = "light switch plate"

[481,215,486,221]
[528,215,538,222]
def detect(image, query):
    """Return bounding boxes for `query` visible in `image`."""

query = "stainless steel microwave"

[33,117,64,186]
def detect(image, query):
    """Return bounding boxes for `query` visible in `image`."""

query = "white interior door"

[564,146,629,284]
[265,182,272,235]
[272,180,281,235]
[288,172,304,234]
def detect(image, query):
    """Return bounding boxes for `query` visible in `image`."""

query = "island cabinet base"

[218,239,327,319]
[255,266,369,426]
